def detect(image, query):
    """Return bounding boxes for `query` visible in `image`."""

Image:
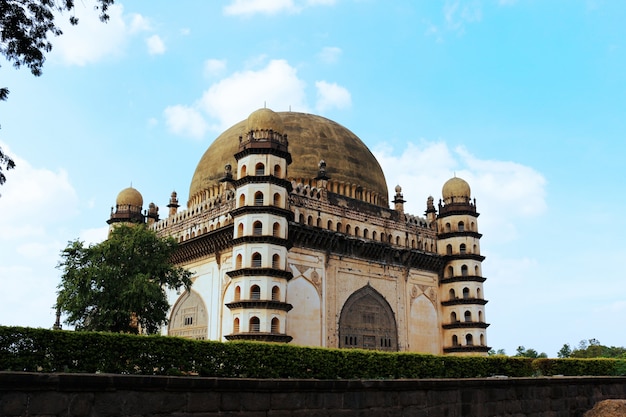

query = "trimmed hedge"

[1,326,624,378]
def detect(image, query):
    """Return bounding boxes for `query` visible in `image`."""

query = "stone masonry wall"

[1,372,625,417]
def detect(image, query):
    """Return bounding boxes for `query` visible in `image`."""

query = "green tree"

[569,339,626,358]
[488,348,506,356]
[0,0,115,189]
[56,224,192,334]
[557,343,572,358]
[514,345,547,358]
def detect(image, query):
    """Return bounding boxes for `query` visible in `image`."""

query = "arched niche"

[338,285,398,351]
[168,290,208,340]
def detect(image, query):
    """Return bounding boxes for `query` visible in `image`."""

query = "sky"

[1,0,625,357]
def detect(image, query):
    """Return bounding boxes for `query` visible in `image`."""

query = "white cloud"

[223,0,335,16]
[163,105,210,139]
[146,34,166,55]
[197,59,308,131]
[204,59,228,77]
[318,46,342,64]
[444,0,482,33]
[375,140,547,244]
[315,81,352,112]
[79,226,109,246]
[53,4,152,66]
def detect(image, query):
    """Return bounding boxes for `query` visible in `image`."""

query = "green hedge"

[1,326,624,378]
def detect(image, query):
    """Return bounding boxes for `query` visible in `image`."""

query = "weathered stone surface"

[584,400,626,417]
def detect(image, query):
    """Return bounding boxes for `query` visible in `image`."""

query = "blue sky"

[1,0,625,356]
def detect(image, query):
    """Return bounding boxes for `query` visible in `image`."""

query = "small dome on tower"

[246,108,285,133]
[442,176,471,200]
[116,186,143,208]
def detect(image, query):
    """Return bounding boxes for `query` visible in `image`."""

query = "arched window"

[273,164,281,177]
[460,243,466,254]
[255,162,265,176]
[327,220,333,230]
[471,221,475,231]
[239,194,245,207]
[411,239,416,249]
[235,254,243,269]
[299,214,304,224]
[336,222,342,232]
[233,318,240,333]
[240,165,247,177]
[372,231,377,240]
[458,221,465,232]
[249,317,260,332]
[364,229,369,239]
[345,224,351,235]
[450,312,458,323]
[477,288,481,299]
[474,265,480,276]
[253,221,263,236]
[449,289,456,300]
[237,223,244,237]
[308,216,313,226]
[445,223,451,232]
[317,217,322,227]
[452,335,459,346]
[463,287,470,299]
[354,227,360,237]
[447,266,454,278]
[234,286,241,301]
[272,254,280,269]
[271,317,280,333]
[252,253,262,268]
[478,310,483,322]
[273,193,281,206]
[464,310,472,322]
[273,222,280,237]
[480,333,485,345]
[466,334,474,346]
[446,244,453,255]
[396,236,400,245]
[461,265,468,276]
[254,191,264,206]
[250,285,261,300]
[271,286,280,301]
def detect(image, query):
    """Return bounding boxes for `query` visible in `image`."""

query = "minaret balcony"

[226,268,293,280]
[440,275,486,284]
[438,231,482,239]
[233,175,292,189]
[443,345,491,354]
[441,297,488,307]
[232,235,291,248]
[226,300,293,312]
[231,205,293,219]
[444,253,486,262]
[225,332,293,343]
[442,321,490,330]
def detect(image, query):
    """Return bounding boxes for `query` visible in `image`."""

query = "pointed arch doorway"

[338,285,398,351]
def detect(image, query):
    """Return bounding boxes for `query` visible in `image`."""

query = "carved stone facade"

[107,108,490,355]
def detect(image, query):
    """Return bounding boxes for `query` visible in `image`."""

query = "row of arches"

[296,213,436,252]
[237,221,282,238]
[234,284,281,301]
[444,220,476,233]
[233,316,281,334]
[451,333,485,347]
[450,310,484,324]
[448,287,482,301]
[235,253,282,269]
[240,162,283,178]
[445,243,479,256]
[446,264,480,278]
[291,179,386,206]
[239,191,282,207]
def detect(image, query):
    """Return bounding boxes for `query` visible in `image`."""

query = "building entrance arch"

[338,285,398,351]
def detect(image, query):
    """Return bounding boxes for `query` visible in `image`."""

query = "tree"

[514,345,547,359]
[557,343,572,358]
[0,0,115,189]
[569,339,626,359]
[56,224,192,334]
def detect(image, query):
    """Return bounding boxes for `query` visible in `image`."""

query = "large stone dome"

[189,111,389,207]
[116,186,143,208]
[442,177,471,202]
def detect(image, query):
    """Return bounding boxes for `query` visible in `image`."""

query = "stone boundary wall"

[1,372,625,417]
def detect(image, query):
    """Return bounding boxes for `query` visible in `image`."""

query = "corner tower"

[437,177,490,355]
[224,108,294,342]
[107,186,145,235]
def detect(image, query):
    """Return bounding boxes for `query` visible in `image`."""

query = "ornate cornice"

[289,224,445,273]
[437,231,483,239]
[445,253,486,262]
[443,345,491,354]
[230,205,294,220]
[441,298,489,306]
[440,275,487,284]
[233,175,293,191]
[232,235,292,249]
[442,321,490,330]
[172,226,233,264]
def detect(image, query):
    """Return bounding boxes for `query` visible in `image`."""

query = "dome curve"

[116,186,143,208]
[189,111,389,207]
[246,108,285,133]
[442,177,471,200]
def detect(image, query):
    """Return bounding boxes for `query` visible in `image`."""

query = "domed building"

[109,108,489,355]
